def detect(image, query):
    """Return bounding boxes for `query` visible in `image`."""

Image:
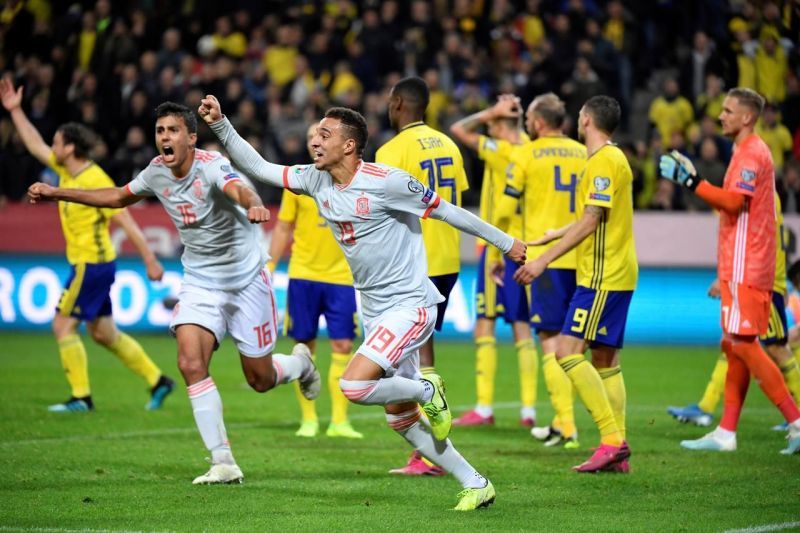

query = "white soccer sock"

[272,353,307,385]
[475,405,493,417]
[187,377,234,464]
[340,376,428,405]
[387,409,487,489]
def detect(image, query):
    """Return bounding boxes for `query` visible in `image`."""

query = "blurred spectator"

[687,138,726,211]
[695,74,726,121]
[680,31,724,102]
[648,77,694,145]
[262,24,298,88]
[157,28,186,72]
[756,104,793,175]
[111,125,156,186]
[562,56,605,124]
[211,16,247,59]
[754,26,788,103]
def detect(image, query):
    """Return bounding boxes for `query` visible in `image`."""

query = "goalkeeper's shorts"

[720,281,770,337]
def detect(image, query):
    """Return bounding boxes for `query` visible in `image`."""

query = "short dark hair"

[57,123,96,159]
[392,76,429,115]
[155,101,197,133]
[531,92,566,129]
[728,87,765,117]
[324,106,368,157]
[583,95,620,135]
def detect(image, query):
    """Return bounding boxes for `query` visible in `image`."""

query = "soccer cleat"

[293,343,321,400]
[420,374,451,440]
[326,421,363,439]
[48,396,94,413]
[519,416,535,428]
[771,422,790,432]
[146,375,175,410]
[780,427,800,455]
[573,442,630,473]
[388,451,445,476]
[295,420,319,438]
[452,409,495,427]
[192,462,244,485]
[667,404,714,427]
[603,459,631,473]
[453,480,496,511]
[680,432,737,451]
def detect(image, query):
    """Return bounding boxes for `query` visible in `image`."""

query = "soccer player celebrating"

[492,93,588,447]
[515,96,636,473]
[199,95,526,510]
[0,78,175,413]
[27,101,321,484]
[376,76,469,475]
[667,193,800,430]
[269,122,362,440]
[659,87,800,454]
[448,94,539,429]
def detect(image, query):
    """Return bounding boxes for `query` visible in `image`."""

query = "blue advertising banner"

[0,254,777,345]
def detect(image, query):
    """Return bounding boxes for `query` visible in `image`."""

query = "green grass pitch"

[0,332,798,532]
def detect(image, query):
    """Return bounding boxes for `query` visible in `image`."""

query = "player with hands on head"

[0,76,174,414]
[28,100,322,485]
[199,93,526,510]
[659,87,800,454]
[512,95,638,473]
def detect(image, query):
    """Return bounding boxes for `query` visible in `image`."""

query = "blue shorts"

[285,279,358,341]
[475,249,529,323]
[56,262,115,321]
[530,268,577,332]
[760,291,788,346]
[561,286,633,349]
[430,273,459,331]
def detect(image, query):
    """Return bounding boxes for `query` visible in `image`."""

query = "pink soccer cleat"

[573,442,630,473]
[452,409,495,427]
[388,451,445,476]
[519,416,535,428]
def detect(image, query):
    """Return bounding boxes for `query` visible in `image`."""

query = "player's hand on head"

[146,258,165,282]
[493,96,522,119]
[707,278,721,299]
[198,95,223,124]
[506,238,527,265]
[0,77,23,112]
[659,150,698,189]
[27,182,54,203]
[247,206,270,224]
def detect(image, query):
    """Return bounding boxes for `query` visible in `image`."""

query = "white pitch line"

[722,521,800,533]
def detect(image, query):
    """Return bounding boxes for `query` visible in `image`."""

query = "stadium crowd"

[0,0,798,210]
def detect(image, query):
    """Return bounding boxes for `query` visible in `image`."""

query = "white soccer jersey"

[126,149,266,290]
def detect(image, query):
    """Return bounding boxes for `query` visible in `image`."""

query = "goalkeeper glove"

[659,150,700,190]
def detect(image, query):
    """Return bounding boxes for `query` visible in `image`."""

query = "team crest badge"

[192,178,204,199]
[356,194,370,215]
[594,176,611,191]
[740,169,756,182]
[407,179,424,194]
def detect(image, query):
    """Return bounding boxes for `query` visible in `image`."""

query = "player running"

[0,78,174,413]
[448,93,539,429]
[200,95,526,510]
[659,87,800,454]
[515,96,637,473]
[269,122,362,439]
[27,102,321,484]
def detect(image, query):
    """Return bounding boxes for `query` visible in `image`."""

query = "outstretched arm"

[111,209,164,281]
[28,182,143,208]
[199,95,287,188]
[1,78,52,165]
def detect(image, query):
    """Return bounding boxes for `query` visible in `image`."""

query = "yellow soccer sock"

[58,334,90,398]
[107,332,161,387]
[779,358,800,402]
[294,351,318,423]
[420,366,437,377]
[543,352,576,438]
[559,353,622,446]
[516,339,538,410]
[475,336,497,407]
[598,366,627,441]
[698,354,728,414]
[329,352,351,424]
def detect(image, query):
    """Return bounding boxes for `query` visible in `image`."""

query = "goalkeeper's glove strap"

[684,176,701,191]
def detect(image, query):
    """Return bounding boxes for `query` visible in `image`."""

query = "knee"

[339,377,375,404]
[89,328,114,346]
[177,352,207,382]
[331,339,353,354]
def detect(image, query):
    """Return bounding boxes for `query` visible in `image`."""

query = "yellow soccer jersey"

[576,144,638,291]
[375,121,469,276]
[774,193,786,294]
[277,189,353,286]
[50,153,120,265]
[495,135,587,269]
[477,134,527,242]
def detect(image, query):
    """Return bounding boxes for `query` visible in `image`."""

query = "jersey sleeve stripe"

[221,178,242,192]
[282,166,290,189]
[422,196,441,219]
[124,183,133,195]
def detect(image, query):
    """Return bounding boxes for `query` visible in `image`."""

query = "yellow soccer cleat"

[295,420,319,438]
[421,374,451,440]
[453,481,496,511]
[326,421,363,439]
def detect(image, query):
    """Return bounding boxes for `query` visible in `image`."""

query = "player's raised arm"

[199,95,287,188]
[27,182,143,208]
[1,78,53,166]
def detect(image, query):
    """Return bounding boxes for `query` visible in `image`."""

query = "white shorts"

[171,269,277,358]
[357,305,437,379]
